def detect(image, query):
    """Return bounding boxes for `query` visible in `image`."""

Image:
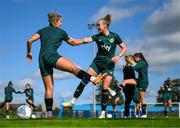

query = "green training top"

[91,32,123,64]
[133,60,149,84]
[163,82,173,92]
[24,88,34,99]
[37,25,69,58]
[5,86,17,100]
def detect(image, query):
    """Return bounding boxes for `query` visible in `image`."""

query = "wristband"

[118,55,123,58]
[80,39,84,44]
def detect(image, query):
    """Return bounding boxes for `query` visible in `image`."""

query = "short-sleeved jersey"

[5,86,15,100]
[91,32,123,64]
[133,60,149,85]
[37,25,69,58]
[162,82,173,92]
[24,88,34,99]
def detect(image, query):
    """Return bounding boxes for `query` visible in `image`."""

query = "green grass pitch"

[0,118,180,128]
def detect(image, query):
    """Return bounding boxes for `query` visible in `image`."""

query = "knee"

[102,83,110,90]
[70,65,80,75]
[45,86,54,93]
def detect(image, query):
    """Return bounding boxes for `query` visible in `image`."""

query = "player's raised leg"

[62,67,99,107]
[56,57,107,85]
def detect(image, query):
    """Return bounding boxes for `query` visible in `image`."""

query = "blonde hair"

[48,12,62,27]
[99,14,112,28]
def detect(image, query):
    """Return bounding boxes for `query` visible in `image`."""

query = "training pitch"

[0,118,180,128]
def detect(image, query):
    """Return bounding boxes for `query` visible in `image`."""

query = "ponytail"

[48,12,62,27]
[134,53,148,67]
[8,81,13,86]
[100,14,112,28]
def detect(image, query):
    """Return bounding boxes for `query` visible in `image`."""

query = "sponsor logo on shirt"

[101,44,111,52]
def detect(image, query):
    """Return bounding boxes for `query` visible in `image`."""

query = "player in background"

[122,55,140,118]
[109,81,123,118]
[0,81,21,119]
[20,83,36,110]
[62,14,127,119]
[26,12,106,118]
[117,53,149,118]
[161,78,174,117]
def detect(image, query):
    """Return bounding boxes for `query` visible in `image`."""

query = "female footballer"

[21,83,36,110]
[26,12,107,118]
[160,78,174,117]
[117,53,149,118]
[122,55,140,118]
[63,14,127,118]
[0,81,21,119]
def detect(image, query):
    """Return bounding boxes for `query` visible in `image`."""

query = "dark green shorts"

[136,80,148,92]
[162,92,172,102]
[5,98,12,102]
[90,60,114,76]
[133,87,141,103]
[39,53,62,77]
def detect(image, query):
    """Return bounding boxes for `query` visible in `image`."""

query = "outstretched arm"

[111,42,127,62]
[66,37,93,46]
[13,89,23,94]
[26,33,40,61]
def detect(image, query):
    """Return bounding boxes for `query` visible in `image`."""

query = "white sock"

[90,76,96,82]
[101,110,106,115]
[71,97,77,104]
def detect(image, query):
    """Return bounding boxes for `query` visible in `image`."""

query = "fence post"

[178,102,180,118]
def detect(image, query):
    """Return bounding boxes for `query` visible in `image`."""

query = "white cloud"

[16,78,34,89]
[0,81,4,100]
[143,0,180,36]
[34,69,75,80]
[89,6,146,23]
[146,89,158,97]
[0,81,3,86]
[58,91,73,99]
[143,0,180,68]
[53,69,75,80]
[119,0,180,73]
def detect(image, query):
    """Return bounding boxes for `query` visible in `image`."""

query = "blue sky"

[0,0,180,106]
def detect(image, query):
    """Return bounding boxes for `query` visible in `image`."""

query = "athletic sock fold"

[77,70,91,82]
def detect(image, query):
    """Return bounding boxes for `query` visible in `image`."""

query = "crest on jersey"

[109,38,114,43]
